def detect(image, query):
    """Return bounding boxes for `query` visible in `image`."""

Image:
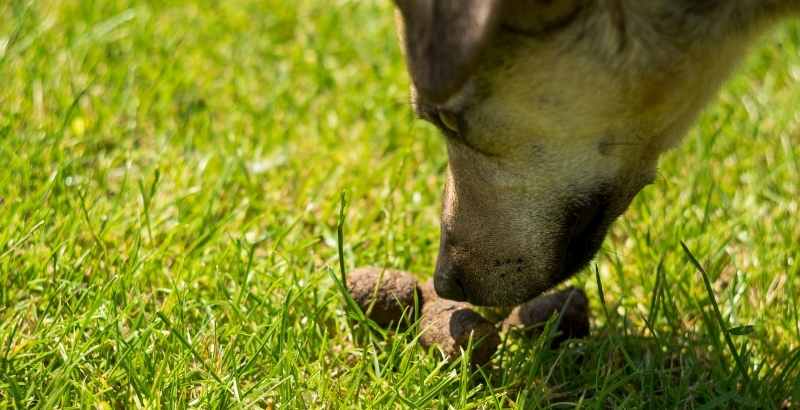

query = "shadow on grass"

[479,320,800,409]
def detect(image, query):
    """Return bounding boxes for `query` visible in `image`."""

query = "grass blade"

[681,241,751,387]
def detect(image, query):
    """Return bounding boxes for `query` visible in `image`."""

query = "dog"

[392,0,799,306]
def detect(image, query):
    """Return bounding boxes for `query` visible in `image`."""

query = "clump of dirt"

[417,280,500,365]
[346,267,420,326]
[502,287,590,348]
[346,267,590,366]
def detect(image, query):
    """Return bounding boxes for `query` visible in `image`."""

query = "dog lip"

[464,285,544,307]
[557,202,615,281]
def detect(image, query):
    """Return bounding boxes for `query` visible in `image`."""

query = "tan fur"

[394,0,800,306]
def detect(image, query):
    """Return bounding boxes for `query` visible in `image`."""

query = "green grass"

[1,1,800,408]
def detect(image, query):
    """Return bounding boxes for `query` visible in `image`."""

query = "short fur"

[393,0,800,306]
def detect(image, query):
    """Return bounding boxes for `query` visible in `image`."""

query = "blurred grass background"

[1,0,799,407]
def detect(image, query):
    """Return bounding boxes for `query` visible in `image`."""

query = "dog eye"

[438,110,460,134]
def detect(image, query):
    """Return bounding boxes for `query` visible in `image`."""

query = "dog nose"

[434,265,468,301]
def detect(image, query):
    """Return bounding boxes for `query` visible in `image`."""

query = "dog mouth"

[556,195,614,282]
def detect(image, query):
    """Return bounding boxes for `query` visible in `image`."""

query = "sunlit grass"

[1,1,798,407]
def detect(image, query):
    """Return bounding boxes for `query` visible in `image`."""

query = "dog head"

[394,0,747,305]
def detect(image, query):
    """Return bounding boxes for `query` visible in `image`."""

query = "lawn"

[1,0,799,408]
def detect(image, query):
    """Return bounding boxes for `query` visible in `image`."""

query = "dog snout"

[433,250,468,301]
[431,187,623,306]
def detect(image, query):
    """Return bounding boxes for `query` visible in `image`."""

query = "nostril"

[452,275,466,296]
[434,270,467,302]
